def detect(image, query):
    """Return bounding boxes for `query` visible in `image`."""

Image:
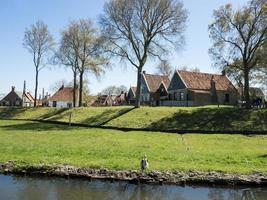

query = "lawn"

[0,106,266,132]
[0,106,134,126]
[0,120,267,174]
[106,106,267,131]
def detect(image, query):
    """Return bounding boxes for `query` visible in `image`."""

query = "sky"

[0,0,248,95]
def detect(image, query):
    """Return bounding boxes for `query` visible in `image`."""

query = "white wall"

[48,101,73,108]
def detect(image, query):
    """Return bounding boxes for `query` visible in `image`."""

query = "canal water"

[0,175,267,200]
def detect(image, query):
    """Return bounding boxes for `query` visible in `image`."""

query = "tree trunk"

[34,69,39,107]
[244,68,250,109]
[135,69,143,108]
[79,71,84,107]
[73,70,77,108]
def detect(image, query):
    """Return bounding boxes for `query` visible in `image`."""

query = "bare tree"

[100,0,187,108]
[101,85,128,95]
[54,25,80,107]
[49,79,91,98]
[70,19,107,107]
[157,60,173,77]
[209,0,267,108]
[178,65,200,72]
[23,21,54,107]
[49,79,69,93]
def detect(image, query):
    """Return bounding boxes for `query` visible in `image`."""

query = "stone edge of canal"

[1,161,267,188]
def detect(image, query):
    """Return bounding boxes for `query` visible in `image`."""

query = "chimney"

[23,81,26,94]
[11,86,15,92]
[221,70,226,76]
[210,75,218,103]
[143,70,146,74]
[59,84,64,90]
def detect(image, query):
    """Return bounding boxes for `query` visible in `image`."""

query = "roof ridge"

[177,70,224,77]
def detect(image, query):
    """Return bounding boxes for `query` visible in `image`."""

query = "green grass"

[0,106,134,126]
[0,120,267,174]
[0,106,266,132]
[106,106,267,131]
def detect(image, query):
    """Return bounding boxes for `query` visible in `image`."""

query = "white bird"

[140,154,149,171]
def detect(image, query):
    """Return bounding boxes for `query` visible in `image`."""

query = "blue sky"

[0,0,247,95]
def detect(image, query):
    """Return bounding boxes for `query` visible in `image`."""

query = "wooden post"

[69,112,72,127]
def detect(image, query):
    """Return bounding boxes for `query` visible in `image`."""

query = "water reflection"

[0,175,266,200]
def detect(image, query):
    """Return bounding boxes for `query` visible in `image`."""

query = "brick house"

[128,72,170,105]
[91,95,114,107]
[114,92,128,106]
[166,70,238,106]
[0,83,38,107]
[22,92,35,107]
[48,86,78,108]
[0,86,23,106]
[128,71,169,105]
[141,71,170,105]
[238,87,265,101]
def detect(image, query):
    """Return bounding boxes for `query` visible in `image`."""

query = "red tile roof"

[91,95,113,106]
[143,73,170,93]
[49,87,78,102]
[177,70,236,91]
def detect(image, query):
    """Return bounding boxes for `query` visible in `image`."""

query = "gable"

[143,73,170,93]
[141,75,150,94]
[156,82,168,96]
[0,91,22,102]
[168,72,186,91]
[128,87,136,99]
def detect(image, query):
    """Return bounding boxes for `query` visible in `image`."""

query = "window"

[53,101,57,107]
[67,103,72,108]
[180,92,185,101]
[225,94,230,103]
[173,93,176,100]
[146,94,150,101]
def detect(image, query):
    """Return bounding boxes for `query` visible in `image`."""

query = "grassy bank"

[0,120,267,174]
[0,106,266,132]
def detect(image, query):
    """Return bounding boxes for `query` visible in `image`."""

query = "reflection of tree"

[208,189,225,200]
[208,187,267,200]
[9,176,267,200]
[241,189,257,200]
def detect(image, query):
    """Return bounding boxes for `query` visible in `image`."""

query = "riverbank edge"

[1,161,267,187]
